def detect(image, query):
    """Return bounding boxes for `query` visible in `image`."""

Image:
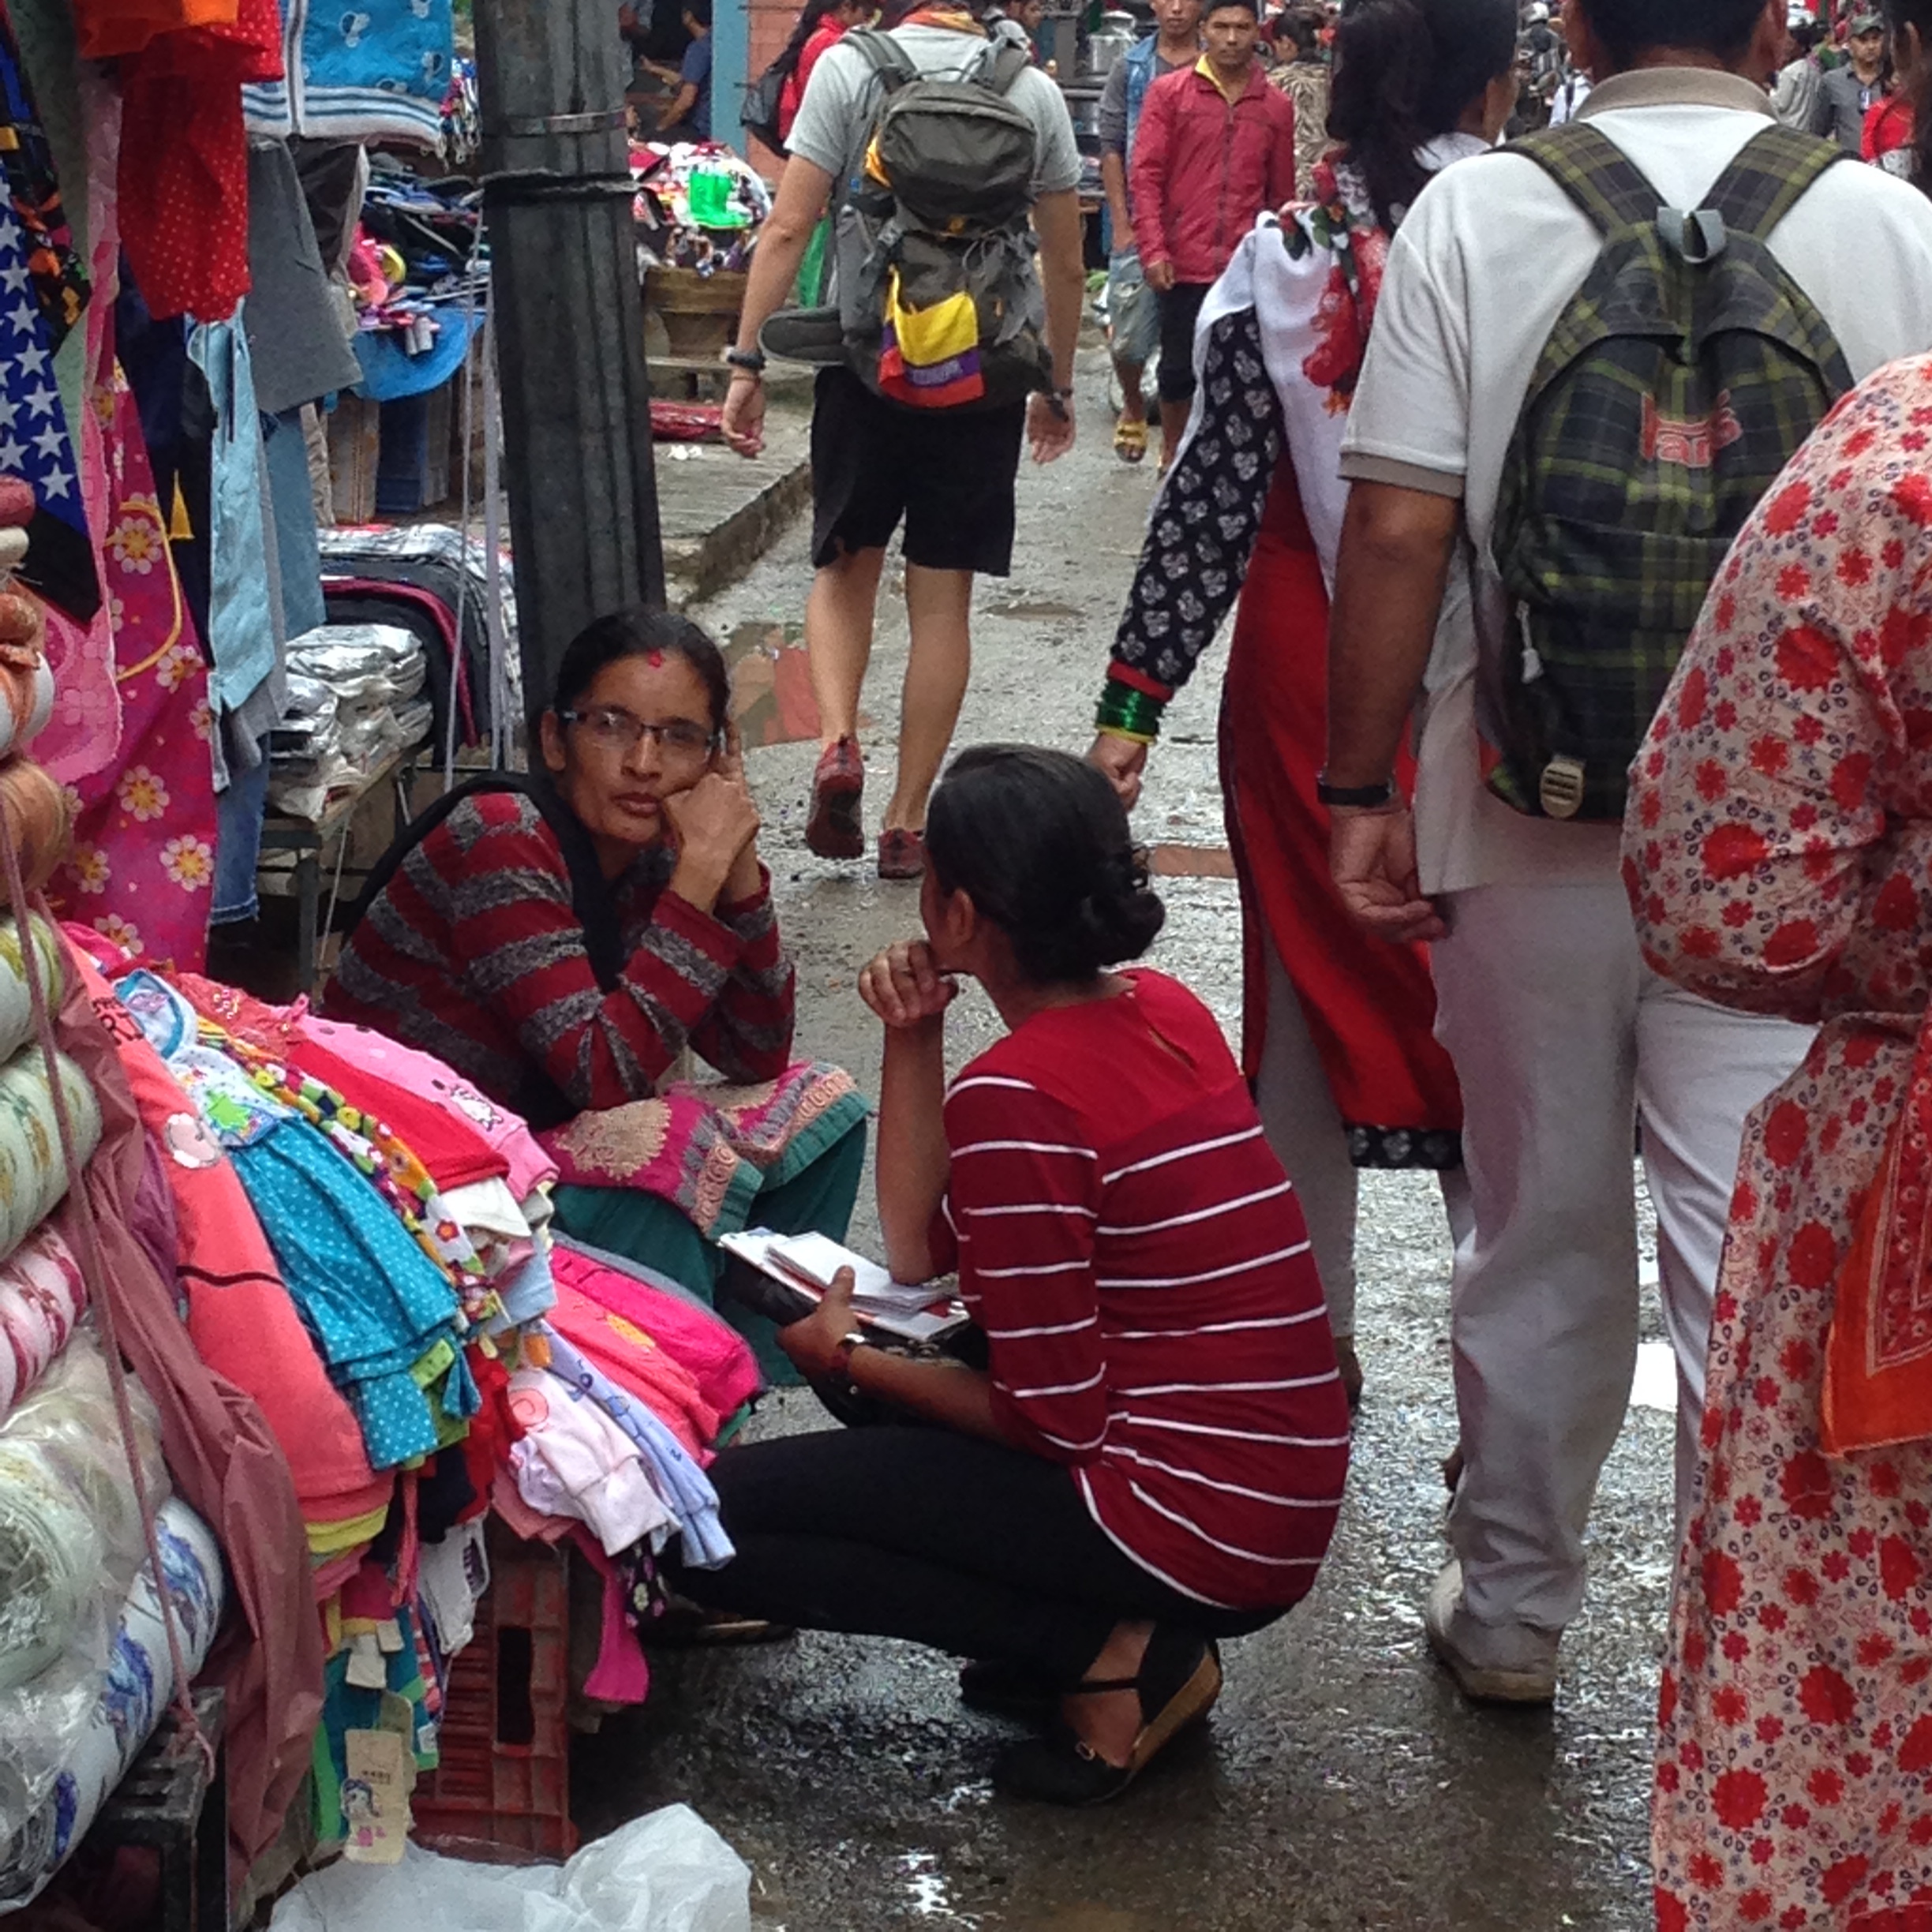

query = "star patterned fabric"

[0,193,96,624]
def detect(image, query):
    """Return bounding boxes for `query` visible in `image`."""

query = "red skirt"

[1218,470,1462,1165]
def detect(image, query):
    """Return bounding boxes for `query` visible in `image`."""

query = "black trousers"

[1155,281,1211,404]
[675,1427,1281,1683]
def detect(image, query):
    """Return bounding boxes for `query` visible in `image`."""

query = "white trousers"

[1256,944,1361,1338]
[1430,880,1812,1634]
[1255,938,1471,1342]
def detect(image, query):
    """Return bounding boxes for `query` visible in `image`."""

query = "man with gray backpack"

[1322,0,1932,1703]
[721,0,1084,881]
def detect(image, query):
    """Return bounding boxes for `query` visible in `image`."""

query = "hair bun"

[1077,887,1166,968]
[1072,852,1166,972]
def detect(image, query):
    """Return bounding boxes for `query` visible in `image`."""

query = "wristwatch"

[1316,770,1396,809]
[1044,387,1075,421]
[835,1330,867,1371]
[724,346,767,376]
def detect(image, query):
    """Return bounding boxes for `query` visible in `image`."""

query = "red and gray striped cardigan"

[324,792,793,1128]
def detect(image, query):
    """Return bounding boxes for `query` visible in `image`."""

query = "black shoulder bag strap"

[342,772,627,994]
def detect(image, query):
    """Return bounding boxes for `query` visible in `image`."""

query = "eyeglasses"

[560,707,717,757]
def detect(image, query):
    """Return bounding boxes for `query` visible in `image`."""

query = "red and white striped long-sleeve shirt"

[930,969,1349,1609]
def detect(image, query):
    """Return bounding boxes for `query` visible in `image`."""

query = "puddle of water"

[1627,1339,1676,1413]
[722,619,882,749]
[897,1850,981,1924]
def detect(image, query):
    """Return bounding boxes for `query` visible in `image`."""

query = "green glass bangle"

[1095,680,1165,740]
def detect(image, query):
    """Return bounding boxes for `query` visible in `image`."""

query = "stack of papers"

[718,1230,966,1344]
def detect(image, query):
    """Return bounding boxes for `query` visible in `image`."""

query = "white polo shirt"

[1339,67,1932,896]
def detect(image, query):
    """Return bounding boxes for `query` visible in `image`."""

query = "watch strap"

[1316,771,1396,809]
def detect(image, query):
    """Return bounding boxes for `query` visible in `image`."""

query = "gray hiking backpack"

[830,27,1052,409]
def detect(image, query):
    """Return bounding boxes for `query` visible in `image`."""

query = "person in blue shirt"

[671,0,715,138]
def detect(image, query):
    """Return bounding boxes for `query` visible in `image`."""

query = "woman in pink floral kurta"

[1627,355,1932,1930]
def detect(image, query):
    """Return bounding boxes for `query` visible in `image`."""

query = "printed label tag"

[340,1728,410,1864]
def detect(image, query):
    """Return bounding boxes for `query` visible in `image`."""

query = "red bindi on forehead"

[646,650,665,668]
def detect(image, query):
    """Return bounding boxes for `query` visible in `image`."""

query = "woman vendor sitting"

[325,608,868,1374]
[676,747,1350,1802]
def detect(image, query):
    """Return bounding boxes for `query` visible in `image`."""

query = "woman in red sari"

[1088,0,1518,1400]
[1627,356,1932,1930]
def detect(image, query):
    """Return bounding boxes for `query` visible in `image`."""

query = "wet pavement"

[574,351,1673,1931]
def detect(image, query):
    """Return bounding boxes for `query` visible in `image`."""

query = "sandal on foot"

[1113,417,1148,465]
[992,1630,1222,1805]
[645,1603,797,1647]
[806,736,865,859]
[960,1657,1063,1720]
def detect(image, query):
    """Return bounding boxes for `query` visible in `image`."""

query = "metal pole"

[474,0,667,726]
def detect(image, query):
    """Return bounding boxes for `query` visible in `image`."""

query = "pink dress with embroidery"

[1626,354,1932,1931]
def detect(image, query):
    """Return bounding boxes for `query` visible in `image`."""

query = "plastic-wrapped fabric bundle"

[286,624,426,706]
[271,624,432,820]
[272,675,340,762]
[0,1224,88,1426]
[0,919,66,1070]
[0,1046,99,1267]
[0,1497,225,1914]
[0,1332,170,1850]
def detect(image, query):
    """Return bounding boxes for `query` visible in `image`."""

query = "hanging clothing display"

[36,74,122,791]
[242,138,361,416]
[46,354,219,971]
[112,0,281,324]
[0,0,811,1882]
[0,193,94,624]
[187,313,276,720]
[242,0,455,150]
[0,6,87,352]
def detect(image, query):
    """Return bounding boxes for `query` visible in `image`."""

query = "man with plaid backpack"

[1322,0,1932,1703]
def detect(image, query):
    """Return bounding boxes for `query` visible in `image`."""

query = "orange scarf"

[1823,1017,1932,1454]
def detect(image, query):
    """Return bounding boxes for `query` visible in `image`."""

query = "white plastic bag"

[564,1807,751,1932]
[269,1807,750,1932]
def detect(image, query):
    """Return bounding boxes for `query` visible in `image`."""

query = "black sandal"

[959,1657,1064,1720]
[992,1631,1222,1806]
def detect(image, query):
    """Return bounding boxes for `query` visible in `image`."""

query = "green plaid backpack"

[1484,122,1852,822]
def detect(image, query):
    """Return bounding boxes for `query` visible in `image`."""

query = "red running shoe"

[877,826,926,881]
[805,736,864,859]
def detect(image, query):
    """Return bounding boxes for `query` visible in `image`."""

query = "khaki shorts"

[1106,249,1159,368]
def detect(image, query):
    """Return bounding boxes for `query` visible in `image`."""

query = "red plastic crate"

[413,1522,578,1859]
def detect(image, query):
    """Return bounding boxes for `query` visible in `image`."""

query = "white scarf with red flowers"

[1176,131,1488,595]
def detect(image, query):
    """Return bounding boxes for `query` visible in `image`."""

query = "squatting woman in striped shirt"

[679,745,1350,1803]
[326,608,868,1377]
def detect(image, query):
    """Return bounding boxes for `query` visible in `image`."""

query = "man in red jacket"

[1129,0,1295,466]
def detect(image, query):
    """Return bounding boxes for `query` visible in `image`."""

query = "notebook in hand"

[718,1230,965,1343]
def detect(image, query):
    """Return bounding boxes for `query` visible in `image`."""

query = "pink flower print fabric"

[45,359,218,972]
